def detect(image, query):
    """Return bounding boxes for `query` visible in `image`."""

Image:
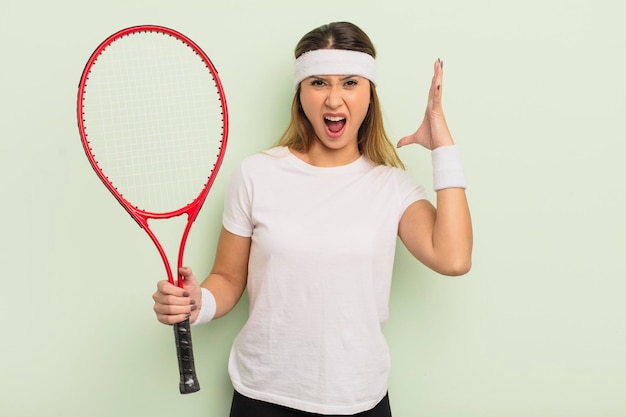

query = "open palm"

[397,59,454,150]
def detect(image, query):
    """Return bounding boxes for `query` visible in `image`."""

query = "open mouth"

[324,115,346,135]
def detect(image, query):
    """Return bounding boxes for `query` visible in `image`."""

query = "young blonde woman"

[153,21,472,417]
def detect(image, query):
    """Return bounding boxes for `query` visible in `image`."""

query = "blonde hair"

[277,22,405,169]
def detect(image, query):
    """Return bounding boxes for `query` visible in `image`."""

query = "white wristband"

[191,287,217,326]
[432,145,467,191]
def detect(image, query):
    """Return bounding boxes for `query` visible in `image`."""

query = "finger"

[428,59,443,112]
[435,59,443,94]
[155,311,193,326]
[426,65,438,110]
[153,292,197,326]
[154,299,197,314]
[396,134,417,148]
[153,292,197,325]
[153,292,196,307]
[156,280,188,296]
[397,123,430,148]
[153,280,194,306]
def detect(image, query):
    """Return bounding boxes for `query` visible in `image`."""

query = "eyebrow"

[308,75,360,81]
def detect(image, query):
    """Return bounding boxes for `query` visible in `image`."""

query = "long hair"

[276,22,405,169]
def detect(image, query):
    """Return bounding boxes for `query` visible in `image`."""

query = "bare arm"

[398,190,472,276]
[153,226,250,324]
[396,59,473,275]
[200,227,250,319]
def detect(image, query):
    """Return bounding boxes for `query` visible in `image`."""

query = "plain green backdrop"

[1,0,625,416]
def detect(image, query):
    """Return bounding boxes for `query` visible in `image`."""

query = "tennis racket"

[77,25,228,394]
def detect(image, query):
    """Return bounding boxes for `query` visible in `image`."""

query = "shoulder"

[238,146,290,168]
[260,146,291,159]
[232,147,290,177]
[369,161,414,182]
[368,162,428,201]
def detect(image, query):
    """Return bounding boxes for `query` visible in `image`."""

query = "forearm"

[192,227,250,325]
[200,272,247,319]
[429,143,472,274]
[399,145,473,276]
[432,188,473,275]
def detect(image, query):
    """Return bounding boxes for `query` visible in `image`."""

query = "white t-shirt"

[222,146,427,414]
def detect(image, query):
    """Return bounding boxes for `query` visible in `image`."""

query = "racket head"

[77,25,228,395]
[77,25,228,220]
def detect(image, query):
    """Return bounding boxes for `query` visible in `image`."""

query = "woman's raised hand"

[397,59,454,150]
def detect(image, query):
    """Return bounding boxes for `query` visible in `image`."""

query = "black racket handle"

[174,318,200,394]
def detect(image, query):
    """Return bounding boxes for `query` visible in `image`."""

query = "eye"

[309,78,326,87]
[344,79,358,87]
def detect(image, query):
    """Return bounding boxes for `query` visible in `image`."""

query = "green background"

[1,0,625,415]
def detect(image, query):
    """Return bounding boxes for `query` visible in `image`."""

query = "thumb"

[178,266,200,289]
[396,132,418,148]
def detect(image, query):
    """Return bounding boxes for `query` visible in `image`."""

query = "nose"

[325,86,343,109]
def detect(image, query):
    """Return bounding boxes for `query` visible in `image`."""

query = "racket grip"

[174,318,200,394]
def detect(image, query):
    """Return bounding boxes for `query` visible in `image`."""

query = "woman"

[153,21,472,417]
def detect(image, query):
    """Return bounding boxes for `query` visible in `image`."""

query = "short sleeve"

[222,162,254,237]
[396,169,428,217]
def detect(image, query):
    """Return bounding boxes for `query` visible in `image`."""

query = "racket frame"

[77,25,228,394]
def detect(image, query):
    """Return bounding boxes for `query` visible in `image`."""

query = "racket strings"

[82,31,224,213]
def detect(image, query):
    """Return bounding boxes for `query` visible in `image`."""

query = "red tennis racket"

[77,25,228,394]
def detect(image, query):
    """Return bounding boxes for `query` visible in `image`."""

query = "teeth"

[325,116,345,122]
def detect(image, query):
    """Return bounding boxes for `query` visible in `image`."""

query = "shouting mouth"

[324,115,346,138]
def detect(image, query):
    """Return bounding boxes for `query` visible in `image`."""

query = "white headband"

[293,49,377,89]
